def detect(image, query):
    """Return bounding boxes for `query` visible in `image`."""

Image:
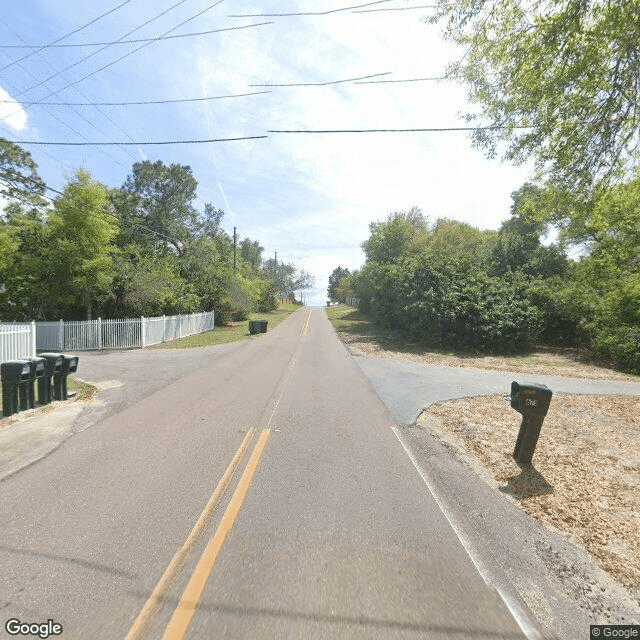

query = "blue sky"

[0,0,533,306]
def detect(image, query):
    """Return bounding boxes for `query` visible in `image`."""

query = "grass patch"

[68,377,97,402]
[325,304,453,356]
[148,304,301,349]
[325,304,640,380]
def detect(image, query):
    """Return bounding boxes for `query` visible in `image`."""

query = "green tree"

[116,160,200,255]
[328,266,351,302]
[361,207,429,263]
[46,170,119,319]
[0,138,46,205]
[431,0,640,192]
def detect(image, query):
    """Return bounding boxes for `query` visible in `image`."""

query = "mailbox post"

[510,381,553,464]
[25,357,46,409]
[1,360,32,417]
[38,353,63,405]
[53,355,79,401]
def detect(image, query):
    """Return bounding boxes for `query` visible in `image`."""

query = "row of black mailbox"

[1,353,79,418]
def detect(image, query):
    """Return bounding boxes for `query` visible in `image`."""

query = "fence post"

[141,316,146,348]
[30,320,36,357]
[162,315,166,342]
[97,317,102,350]
[179,314,183,339]
[59,319,64,351]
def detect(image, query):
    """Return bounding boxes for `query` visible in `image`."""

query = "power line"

[228,0,393,17]
[1,91,271,107]
[353,4,435,12]
[10,135,268,146]
[22,0,229,111]
[0,22,274,49]
[267,126,533,133]
[0,17,137,167]
[0,0,131,71]
[250,72,391,87]
[353,75,451,84]
[6,0,192,105]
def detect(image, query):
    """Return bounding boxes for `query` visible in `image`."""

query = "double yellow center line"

[126,311,308,640]
[124,428,269,640]
[161,428,271,639]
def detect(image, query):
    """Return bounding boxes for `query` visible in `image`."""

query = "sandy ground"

[421,393,640,604]
[345,339,639,382]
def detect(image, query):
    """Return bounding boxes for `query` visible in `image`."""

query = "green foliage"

[431,0,640,193]
[361,207,428,263]
[0,138,46,205]
[355,251,542,353]
[45,170,119,319]
[328,266,350,302]
[425,218,498,262]
[589,272,640,370]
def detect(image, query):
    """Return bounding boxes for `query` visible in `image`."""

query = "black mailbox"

[1,360,31,417]
[38,353,63,405]
[53,355,79,401]
[24,357,46,409]
[510,381,553,464]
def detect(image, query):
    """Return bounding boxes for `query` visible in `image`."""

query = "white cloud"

[0,86,27,131]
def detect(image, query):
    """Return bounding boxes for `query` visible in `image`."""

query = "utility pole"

[233,226,237,275]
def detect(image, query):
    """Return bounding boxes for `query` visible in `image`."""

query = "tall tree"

[117,160,200,255]
[0,138,46,206]
[328,266,351,302]
[431,1,640,192]
[46,169,119,319]
[361,207,429,263]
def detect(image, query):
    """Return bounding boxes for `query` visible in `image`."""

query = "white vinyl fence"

[0,322,37,361]
[34,311,215,352]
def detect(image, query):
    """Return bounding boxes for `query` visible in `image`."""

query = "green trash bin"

[260,320,268,333]
[249,320,261,335]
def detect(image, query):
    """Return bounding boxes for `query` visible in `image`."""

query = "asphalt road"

[354,355,640,424]
[0,308,532,639]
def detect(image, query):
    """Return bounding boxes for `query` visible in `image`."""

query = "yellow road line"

[302,312,311,336]
[123,428,257,640]
[161,428,272,640]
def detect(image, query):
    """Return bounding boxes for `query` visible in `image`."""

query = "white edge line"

[391,426,546,640]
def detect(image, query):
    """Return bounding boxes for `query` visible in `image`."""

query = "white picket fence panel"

[34,311,215,351]
[0,322,36,361]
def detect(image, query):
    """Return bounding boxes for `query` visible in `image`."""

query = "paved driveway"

[353,355,640,424]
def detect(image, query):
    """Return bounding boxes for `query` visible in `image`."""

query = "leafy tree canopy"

[0,138,46,208]
[361,207,428,263]
[328,266,351,301]
[430,0,640,193]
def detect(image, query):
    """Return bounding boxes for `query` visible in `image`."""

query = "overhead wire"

[0,22,274,50]
[228,0,393,17]
[352,4,436,12]
[0,0,132,72]
[250,72,392,87]
[0,91,271,107]
[0,17,137,167]
[10,136,268,146]
[6,0,193,104]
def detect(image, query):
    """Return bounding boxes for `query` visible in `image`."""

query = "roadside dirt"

[420,394,640,607]
[344,338,638,381]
